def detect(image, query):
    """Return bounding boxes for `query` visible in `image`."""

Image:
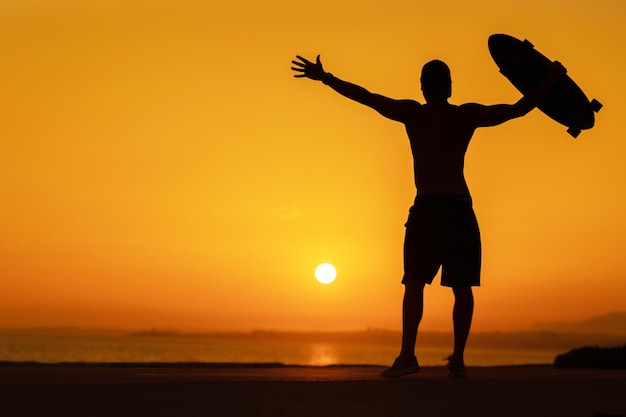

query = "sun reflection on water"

[308,343,339,366]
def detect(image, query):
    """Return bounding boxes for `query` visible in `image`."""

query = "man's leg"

[381,280,424,378]
[449,286,473,377]
[400,280,426,358]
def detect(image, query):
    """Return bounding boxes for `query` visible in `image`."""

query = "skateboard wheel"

[523,39,534,49]
[567,127,581,138]
[590,98,603,113]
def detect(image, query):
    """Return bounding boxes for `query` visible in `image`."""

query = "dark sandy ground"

[0,363,624,417]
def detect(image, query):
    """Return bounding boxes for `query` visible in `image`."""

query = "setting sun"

[315,263,337,284]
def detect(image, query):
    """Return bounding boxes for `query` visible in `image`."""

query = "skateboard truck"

[590,98,603,113]
[567,127,581,138]
[567,99,602,138]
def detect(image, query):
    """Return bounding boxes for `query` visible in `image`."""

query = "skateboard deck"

[488,34,601,138]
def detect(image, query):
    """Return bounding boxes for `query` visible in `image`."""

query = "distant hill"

[555,345,626,369]
[530,311,626,335]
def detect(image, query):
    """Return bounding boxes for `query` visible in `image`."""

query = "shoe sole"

[380,366,420,378]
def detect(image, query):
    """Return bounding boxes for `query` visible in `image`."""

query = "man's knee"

[405,280,426,293]
[452,286,473,298]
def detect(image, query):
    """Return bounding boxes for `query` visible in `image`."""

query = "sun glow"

[315,263,337,284]
[0,0,624,334]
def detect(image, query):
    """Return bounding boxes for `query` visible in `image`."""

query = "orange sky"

[1,0,625,333]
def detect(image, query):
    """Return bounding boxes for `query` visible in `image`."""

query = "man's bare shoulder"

[397,99,422,110]
[383,99,422,122]
[455,103,491,123]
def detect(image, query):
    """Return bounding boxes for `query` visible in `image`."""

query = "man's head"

[420,60,452,102]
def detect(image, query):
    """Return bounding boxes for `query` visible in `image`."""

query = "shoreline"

[0,360,554,367]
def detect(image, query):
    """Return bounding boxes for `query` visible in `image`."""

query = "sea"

[2,328,613,367]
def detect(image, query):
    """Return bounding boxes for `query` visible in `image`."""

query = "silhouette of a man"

[291,53,565,378]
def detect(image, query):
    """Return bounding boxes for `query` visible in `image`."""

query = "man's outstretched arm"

[467,61,567,128]
[291,54,417,122]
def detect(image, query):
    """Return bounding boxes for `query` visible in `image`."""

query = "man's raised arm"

[466,61,568,128]
[291,54,417,122]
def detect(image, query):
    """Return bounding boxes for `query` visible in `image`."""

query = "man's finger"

[291,60,305,67]
[291,67,305,72]
[296,55,312,65]
[293,74,307,78]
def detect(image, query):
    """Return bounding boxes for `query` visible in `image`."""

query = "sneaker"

[380,355,420,378]
[445,355,467,379]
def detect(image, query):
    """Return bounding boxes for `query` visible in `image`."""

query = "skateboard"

[488,33,601,138]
